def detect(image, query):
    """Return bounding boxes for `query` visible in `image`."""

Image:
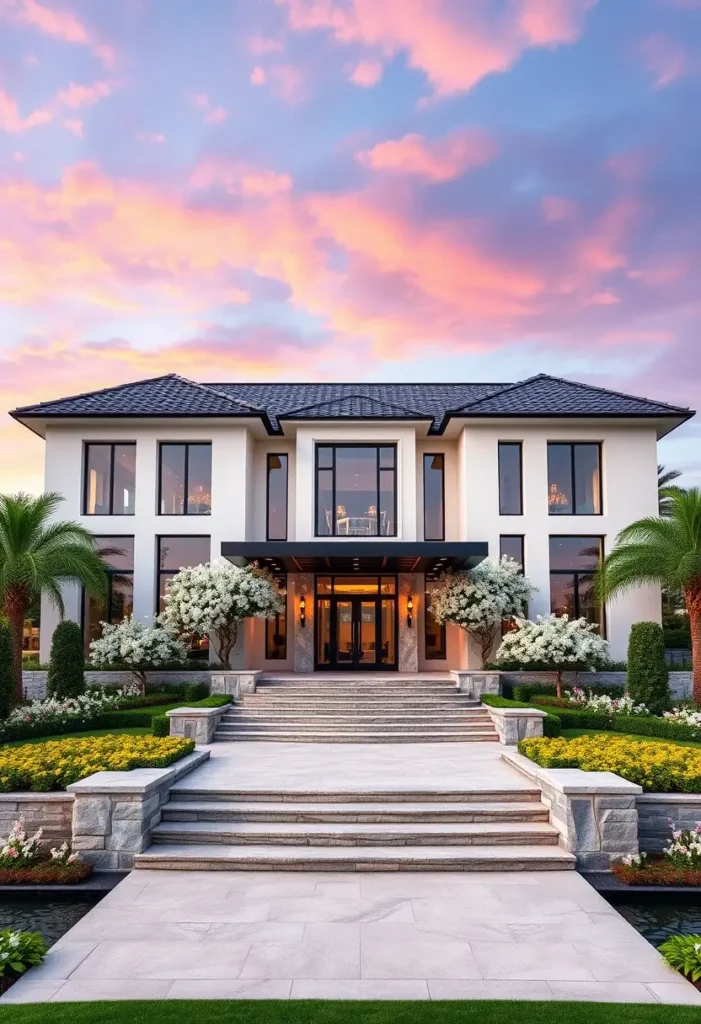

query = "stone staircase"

[214,674,499,743]
[136,785,575,872]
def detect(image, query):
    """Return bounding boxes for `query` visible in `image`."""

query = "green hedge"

[480,695,562,737]
[0,621,13,720]
[610,713,701,743]
[47,621,85,699]
[628,622,671,715]
[512,682,625,702]
[664,626,691,649]
[152,715,169,737]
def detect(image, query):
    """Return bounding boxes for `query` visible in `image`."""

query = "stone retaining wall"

[22,670,213,701]
[637,793,701,853]
[501,670,692,701]
[0,793,73,844]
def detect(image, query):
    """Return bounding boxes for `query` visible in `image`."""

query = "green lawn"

[0,1002,699,1024]
[561,728,701,749]
[5,726,152,746]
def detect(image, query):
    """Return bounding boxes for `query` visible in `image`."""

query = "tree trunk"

[555,668,563,699]
[685,585,701,704]
[3,585,30,705]
[215,620,239,669]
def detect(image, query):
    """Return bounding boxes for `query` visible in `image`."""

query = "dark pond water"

[0,895,99,947]
[610,895,701,947]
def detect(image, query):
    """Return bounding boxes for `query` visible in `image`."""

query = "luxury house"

[11,373,693,671]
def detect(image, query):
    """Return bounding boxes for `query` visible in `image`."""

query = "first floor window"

[158,536,211,658]
[159,443,212,515]
[84,443,136,515]
[547,443,601,515]
[266,595,287,659]
[83,536,134,655]
[424,581,446,660]
[500,535,525,634]
[550,535,604,633]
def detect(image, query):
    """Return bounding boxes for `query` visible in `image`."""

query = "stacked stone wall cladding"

[0,793,73,845]
[22,670,213,701]
[637,794,701,853]
[501,670,692,701]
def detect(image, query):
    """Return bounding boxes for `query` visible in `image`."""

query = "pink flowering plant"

[566,687,649,716]
[49,841,78,867]
[0,820,44,869]
[664,822,701,869]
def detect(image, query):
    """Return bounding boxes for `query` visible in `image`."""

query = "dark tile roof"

[11,373,692,435]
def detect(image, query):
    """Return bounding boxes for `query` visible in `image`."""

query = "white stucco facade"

[37,411,663,666]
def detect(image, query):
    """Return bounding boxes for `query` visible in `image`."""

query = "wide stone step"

[135,843,576,871]
[151,820,560,847]
[238,699,478,709]
[218,721,494,734]
[222,712,490,722]
[213,729,498,743]
[168,787,543,805]
[161,798,550,823]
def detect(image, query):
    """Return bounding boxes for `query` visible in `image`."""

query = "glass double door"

[316,592,397,670]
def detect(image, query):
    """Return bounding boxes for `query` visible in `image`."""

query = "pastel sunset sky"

[0,0,699,492]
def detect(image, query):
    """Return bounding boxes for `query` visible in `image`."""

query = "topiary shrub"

[627,621,671,715]
[151,715,169,737]
[46,621,85,699]
[0,620,13,717]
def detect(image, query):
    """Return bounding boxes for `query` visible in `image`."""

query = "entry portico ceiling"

[221,541,488,576]
[10,372,693,439]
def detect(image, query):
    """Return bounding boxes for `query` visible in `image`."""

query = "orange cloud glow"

[358,130,497,181]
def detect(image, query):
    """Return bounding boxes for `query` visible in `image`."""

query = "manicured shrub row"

[611,713,701,743]
[627,621,671,715]
[480,695,561,737]
[0,735,195,792]
[511,681,626,702]
[518,734,701,792]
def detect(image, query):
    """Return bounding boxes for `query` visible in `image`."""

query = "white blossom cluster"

[428,557,533,631]
[664,707,701,728]
[0,820,44,868]
[496,613,610,668]
[89,616,188,678]
[567,687,649,716]
[665,823,701,868]
[161,560,284,638]
[0,690,132,736]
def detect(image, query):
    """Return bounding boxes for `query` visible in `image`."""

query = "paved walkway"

[5,868,700,1003]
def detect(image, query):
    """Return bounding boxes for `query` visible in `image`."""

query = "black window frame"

[265,591,287,660]
[424,582,447,661]
[499,535,524,568]
[266,453,289,541]
[157,442,212,517]
[547,442,603,517]
[423,453,445,541]
[83,442,136,516]
[549,534,605,635]
[314,443,398,538]
[498,442,523,516]
[81,534,135,655]
[156,535,211,659]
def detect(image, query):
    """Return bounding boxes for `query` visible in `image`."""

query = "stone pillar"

[450,670,501,697]
[210,670,261,698]
[293,573,314,672]
[398,573,419,673]
[167,706,228,743]
[483,705,545,744]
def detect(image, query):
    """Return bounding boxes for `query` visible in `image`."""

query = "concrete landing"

[4,868,699,1004]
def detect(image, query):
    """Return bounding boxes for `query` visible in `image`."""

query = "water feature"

[0,895,99,946]
[608,893,701,947]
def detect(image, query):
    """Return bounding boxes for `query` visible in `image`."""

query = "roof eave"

[438,409,695,438]
[9,409,279,438]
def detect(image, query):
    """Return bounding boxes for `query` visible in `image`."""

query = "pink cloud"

[136,132,167,144]
[190,158,293,196]
[640,34,688,88]
[63,118,83,137]
[55,80,112,109]
[0,89,51,133]
[541,195,578,221]
[279,0,596,95]
[248,34,283,54]
[193,92,228,123]
[250,66,267,85]
[1,0,115,67]
[358,130,497,181]
[270,64,309,103]
[349,60,383,86]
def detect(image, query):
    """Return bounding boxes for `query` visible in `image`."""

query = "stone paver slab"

[647,983,701,1005]
[428,980,552,1000]
[547,981,659,1003]
[51,981,173,1002]
[291,980,430,999]
[360,922,481,980]
[70,939,253,981]
[238,922,360,980]
[168,980,293,999]
[471,941,595,981]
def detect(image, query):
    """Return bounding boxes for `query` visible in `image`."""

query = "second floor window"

[548,443,601,515]
[423,454,445,541]
[159,443,212,515]
[267,454,288,540]
[316,444,396,536]
[498,442,522,515]
[550,535,604,634]
[84,443,136,515]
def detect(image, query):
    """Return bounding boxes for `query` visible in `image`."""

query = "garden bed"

[0,862,93,886]
[613,861,701,887]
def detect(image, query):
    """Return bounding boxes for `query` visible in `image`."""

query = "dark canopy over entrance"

[221,541,488,577]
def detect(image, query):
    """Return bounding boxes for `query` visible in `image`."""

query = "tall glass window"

[423,454,445,541]
[267,454,288,540]
[266,595,287,660]
[159,443,212,515]
[84,443,136,515]
[158,536,211,658]
[315,445,396,536]
[550,535,604,633]
[500,535,524,568]
[547,443,601,515]
[424,581,446,660]
[83,536,134,655]
[498,443,522,515]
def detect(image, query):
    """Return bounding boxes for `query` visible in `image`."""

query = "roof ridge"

[450,376,537,411]
[281,391,430,418]
[11,373,180,414]
[532,373,691,414]
[171,375,265,413]
[207,381,510,388]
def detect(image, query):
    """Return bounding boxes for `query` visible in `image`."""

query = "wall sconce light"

[406,594,414,629]
[299,596,306,629]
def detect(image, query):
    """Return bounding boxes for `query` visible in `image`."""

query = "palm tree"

[658,464,683,514]
[0,493,107,703]
[596,487,701,701]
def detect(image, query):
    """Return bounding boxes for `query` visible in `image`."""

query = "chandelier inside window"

[548,482,569,507]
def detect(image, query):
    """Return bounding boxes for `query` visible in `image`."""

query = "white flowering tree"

[496,613,610,697]
[428,557,534,664]
[89,616,188,693]
[161,560,284,668]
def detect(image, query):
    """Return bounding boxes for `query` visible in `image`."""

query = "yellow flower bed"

[519,734,701,793]
[0,735,195,792]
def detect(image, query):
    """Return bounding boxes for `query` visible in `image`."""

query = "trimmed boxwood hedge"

[610,713,701,743]
[627,621,671,715]
[512,682,625,702]
[480,695,561,737]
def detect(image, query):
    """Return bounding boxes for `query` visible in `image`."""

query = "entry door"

[334,598,377,669]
